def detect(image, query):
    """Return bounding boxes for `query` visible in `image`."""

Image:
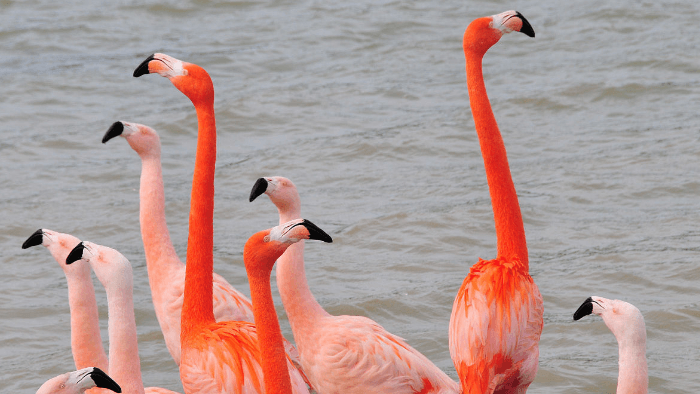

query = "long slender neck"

[616,334,648,394]
[182,100,217,340]
[248,267,294,394]
[104,274,146,394]
[64,263,108,372]
[465,47,528,268]
[139,152,181,300]
[275,204,328,339]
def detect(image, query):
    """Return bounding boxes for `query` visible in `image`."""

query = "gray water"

[1,0,699,392]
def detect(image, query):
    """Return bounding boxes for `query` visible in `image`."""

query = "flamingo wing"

[304,316,459,394]
[450,258,543,393]
[179,322,309,394]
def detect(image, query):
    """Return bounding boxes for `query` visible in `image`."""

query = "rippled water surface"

[2,0,700,392]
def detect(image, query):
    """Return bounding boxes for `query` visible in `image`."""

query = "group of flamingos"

[30,10,648,394]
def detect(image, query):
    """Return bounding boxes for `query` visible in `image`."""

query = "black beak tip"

[89,367,122,393]
[302,219,333,243]
[65,242,85,265]
[133,54,155,78]
[573,297,594,321]
[22,229,44,249]
[516,11,535,38]
[249,178,269,202]
[102,121,124,144]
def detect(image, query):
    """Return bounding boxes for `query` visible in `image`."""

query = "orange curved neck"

[182,100,217,339]
[465,44,528,267]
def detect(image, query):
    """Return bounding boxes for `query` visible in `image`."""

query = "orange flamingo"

[250,177,460,394]
[22,229,109,377]
[66,241,180,394]
[132,54,309,394]
[449,10,543,394]
[36,367,121,394]
[574,297,648,393]
[243,219,333,394]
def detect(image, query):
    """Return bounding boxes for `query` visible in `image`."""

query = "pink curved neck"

[64,264,109,372]
[182,101,217,340]
[104,273,146,394]
[275,204,328,340]
[248,268,294,394]
[617,335,648,393]
[465,44,528,267]
[139,153,181,302]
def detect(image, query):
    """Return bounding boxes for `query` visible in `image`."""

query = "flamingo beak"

[133,54,155,78]
[516,11,535,38]
[102,121,124,144]
[297,219,333,243]
[249,178,269,202]
[88,368,122,393]
[573,297,595,321]
[66,242,86,265]
[22,229,44,249]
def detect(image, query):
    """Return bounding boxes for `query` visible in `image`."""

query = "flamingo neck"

[275,207,329,343]
[465,46,528,268]
[182,100,217,340]
[139,153,181,302]
[616,333,648,393]
[104,277,146,394]
[248,267,294,394]
[64,263,108,371]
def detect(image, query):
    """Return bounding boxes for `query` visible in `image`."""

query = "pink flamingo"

[449,10,543,394]
[250,177,460,394]
[65,241,180,394]
[243,219,333,394]
[132,54,309,393]
[36,367,121,394]
[101,120,269,365]
[573,296,648,393]
[22,229,108,376]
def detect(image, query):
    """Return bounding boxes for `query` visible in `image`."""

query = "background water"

[1,0,699,392]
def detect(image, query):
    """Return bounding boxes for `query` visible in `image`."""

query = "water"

[1,0,699,392]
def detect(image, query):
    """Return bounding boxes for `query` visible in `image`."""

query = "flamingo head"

[133,53,214,106]
[23,228,84,270]
[573,296,647,346]
[102,121,161,158]
[249,176,301,218]
[66,241,133,291]
[36,367,121,394]
[244,218,332,275]
[464,10,534,56]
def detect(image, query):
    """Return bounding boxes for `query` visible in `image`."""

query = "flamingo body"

[250,177,459,394]
[449,11,542,394]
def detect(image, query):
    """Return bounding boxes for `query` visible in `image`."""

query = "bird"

[101,120,260,365]
[65,241,181,394]
[573,296,648,393]
[22,229,110,384]
[449,10,543,394]
[36,367,121,394]
[242,219,333,394]
[250,177,460,394]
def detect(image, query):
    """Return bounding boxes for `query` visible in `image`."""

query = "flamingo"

[22,229,108,375]
[242,219,333,394]
[250,177,460,394]
[573,296,648,393]
[132,53,308,393]
[101,120,272,365]
[36,367,121,394]
[449,10,543,393]
[65,241,180,394]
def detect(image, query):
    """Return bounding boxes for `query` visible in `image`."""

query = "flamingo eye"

[263,235,270,242]
[60,383,66,389]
